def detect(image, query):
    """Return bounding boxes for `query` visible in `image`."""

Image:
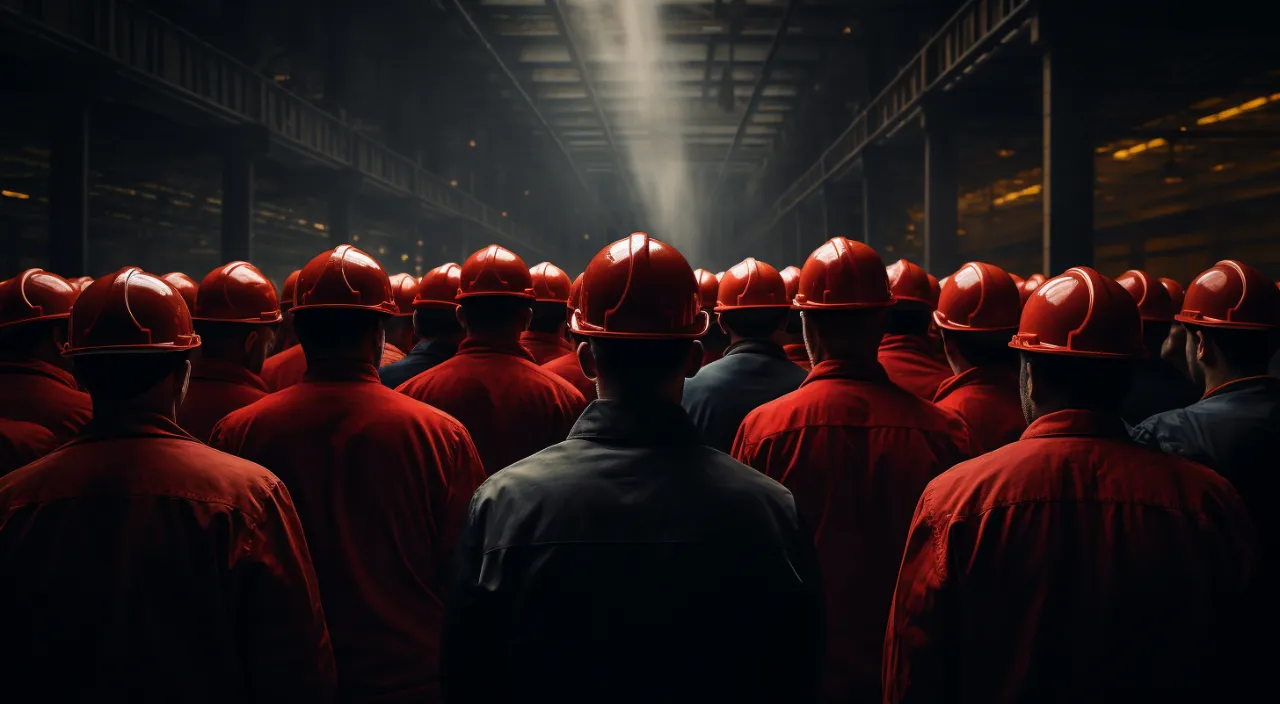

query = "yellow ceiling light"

[468,139,477,148]
[842,26,852,35]
[996,148,1015,158]
[992,183,1043,207]
[314,222,327,231]
[449,179,458,187]
[400,253,409,262]
[501,211,508,217]
[1196,94,1274,126]
[1,190,31,199]
[1112,137,1166,161]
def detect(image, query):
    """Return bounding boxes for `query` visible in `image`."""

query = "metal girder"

[700,0,726,101]
[545,0,637,205]
[714,0,803,194]
[746,0,1035,241]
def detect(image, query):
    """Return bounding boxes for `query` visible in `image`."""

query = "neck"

[811,346,878,367]
[301,348,377,368]
[596,378,684,405]
[91,397,178,424]
[465,328,522,345]
[728,332,774,347]
[1202,365,1259,394]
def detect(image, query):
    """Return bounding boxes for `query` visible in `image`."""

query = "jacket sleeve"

[767,509,826,704]
[441,491,507,703]
[883,485,952,704]
[436,427,487,580]
[235,480,338,702]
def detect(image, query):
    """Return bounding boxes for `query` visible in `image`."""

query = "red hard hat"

[568,273,584,310]
[570,232,709,339]
[66,267,201,355]
[780,266,801,303]
[927,273,941,308]
[715,258,791,312]
[1175,260,1280,330]
[193,261,282,324]
[1009,267,1144,359]
[1115,270,1175,323]
[292,244,397,315]
[0,269,78,330]
[529,262,573,303]
[1010,273,1025,286]
[1017,273,1046,306]
[885,258,934,308]
[161,272,198,313]
[794,237,894,310]
[388,273,419,316]
[412,263,462,310]
[934,262,1022,332]
[693,269,719,310]
[1160,278,1185,310]
[457,245,535,300]
[281,269,301,308]
[70,276,94,294]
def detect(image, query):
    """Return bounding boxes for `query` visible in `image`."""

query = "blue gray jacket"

[378,339,457,389]
[682,339,809,453]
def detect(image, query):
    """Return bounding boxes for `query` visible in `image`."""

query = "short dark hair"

[413,308,463,339]
[590,337,693,393]
[719,309,788,339]
[74,351,190,400]
[883,308,933,336]
[528,301,569,334]
[1196,324,1278,374]
[944,329,1018,368]
[293,309,384,356]
[459,297,531,334]
[193,320,259,357]
[1023,352,1134,410]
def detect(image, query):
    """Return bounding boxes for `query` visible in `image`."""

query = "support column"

[924,110,959,276]
[221,147,255,263]
[861,149,890,252]
[327,188,352,245]
[1040,12,1095,274]
[49,94,89,276]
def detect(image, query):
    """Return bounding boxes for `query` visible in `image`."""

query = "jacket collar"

[408,338,458,360]
[0,358,80,390]
[783,343,809,365]
[302,357,381,384]
[191,357,268,392]
[1021,409,1129,441]
[1202,374,1280,401]
[933,365,1017,403]
[568,398,699,446]
[801,358,890,387]
[73,411,197,445]
[458,335,537,363]
[723,339,789,360]
[520,330,573,349]
[879,333,933,355]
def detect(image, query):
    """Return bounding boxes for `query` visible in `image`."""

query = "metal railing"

[752,0,1034,240]
[0,0,545,254]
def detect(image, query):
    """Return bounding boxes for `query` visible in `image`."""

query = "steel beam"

[1040,10,1095,274]
[220,148,255,263]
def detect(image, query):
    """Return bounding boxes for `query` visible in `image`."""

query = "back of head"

[191,261,282,372]
[455,245,537,340]
[714,258,791,341]
[529,301,569,334]
[883,308,933,336]
[459,296,532,338]
[289,244,397,364]
[1174,260,1280,383]
[0,268,78,363]
[793,237,895,363]
[293,308,384,364]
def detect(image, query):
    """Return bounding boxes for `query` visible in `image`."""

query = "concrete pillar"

[49,95,89,276]
[221,148,255,263]
[1040,15,1095,274]
[861,149,891,253]
[924,111,959,277]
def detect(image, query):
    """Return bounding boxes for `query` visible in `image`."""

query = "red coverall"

[211,359,485,703]
[382,342,406,366]
[884,410,1257,703]
[262,342,307,392]
[543,351,597,403]
[878,333,953,400]
[0,413,336,700]
[783,343,811,372]
[520,330,574,365]
[0,418,57,477]
[732,360,971,703]
[0,359,93,441]
[177,357,269,443]
[932,366,1026,455]
[398,337,587,475]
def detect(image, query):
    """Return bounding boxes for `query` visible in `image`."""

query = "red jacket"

[885,409,1256,703]
[398,337,587,475]
[262,343,307,392]
[878,333,952,401]
[733,360,971,703]
[783,343,812,372]
[382,343,406,366]
[0,418,57,477]
[933,366,1026,455]
[211,359,485,703]
[543,351,597,403]
[520,330,574,365]
[0,413,336,701]
[178,358,269,443]
[0,359,92,441]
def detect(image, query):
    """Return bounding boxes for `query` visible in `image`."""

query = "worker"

[683,257,808,452]
[0,269,92,441]
[520,261,575,364]
[732,237,970,703]
[262,269,308,390]
[397,244,587,474]
[1159,276,1193,380]
[931,262,1027,454]
[177,261,281,442]
[210,244,486,703]
[1016,272,1046,306]
[0,418,57,477]
[161,271,198,312]
[0,267,336,700]
[542,273,598,402]
[379,263,464,389]
[269,268,301,357]
[69,275,94,293]
[1132,259,1280,525]
[381,272,420,365]
[878,258,953,400]
[442,232,824,704]
[1116,269,1200,424]
[694,268,727,366]
[885,267,1256,702]
[925,272,945,362]
[776,264,810,370]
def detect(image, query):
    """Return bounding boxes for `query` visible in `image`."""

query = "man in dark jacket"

[379,263,464,389]
[442,233,825,704]
[683,258,808,452]
[1115,270,1199,425]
